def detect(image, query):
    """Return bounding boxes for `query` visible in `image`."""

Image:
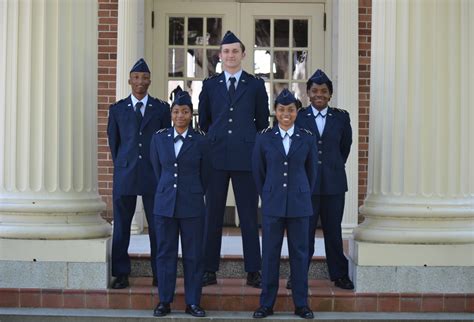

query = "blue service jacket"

[198,71,270,171]
[252,126,318,218]
[107,95,171,196]
[149,128,210,218]
[295,106,352,195]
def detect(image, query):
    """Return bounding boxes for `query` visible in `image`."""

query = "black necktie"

[316,112,326,118]
[174,135,184,143]
[135,102,143,125]
[228,77,236,100]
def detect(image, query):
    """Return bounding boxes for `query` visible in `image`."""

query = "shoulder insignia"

[259,127,272,134]
[194,128,206,136]
[111,98,125,106]
[203,73,220,81]
[156,128,168,134]
[301,128,313,136]
[333,107,349,114]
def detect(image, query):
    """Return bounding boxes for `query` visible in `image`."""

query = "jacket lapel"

[177,130,194,159]
[270,127,287,157]
[217,73,231,104]
[321,107,334,138]
[140,98,156,131]
[232,72,249,103]
[303,107,319,137]
[287,128,304,158]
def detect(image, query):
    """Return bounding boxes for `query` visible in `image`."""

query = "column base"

[349,239,474,293]
[0,238,111,289]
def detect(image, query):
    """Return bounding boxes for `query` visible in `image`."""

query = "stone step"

[129,234,331,279]
[1,307,473,322]
[130,255,329,279]
[1,278,472,314]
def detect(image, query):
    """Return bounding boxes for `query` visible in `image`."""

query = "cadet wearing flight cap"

[294,69,354,290]
[198,31,270,288]
[150,91,209,317]
[107,58,171,289]
[252,89,317,319]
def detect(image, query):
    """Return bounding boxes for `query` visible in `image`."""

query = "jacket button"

[228,130,232,134]
[318,140,322,144]
[229,119,233,122]
[283,183,287,187]
[283,161,288,165]
[174,163,178,167]
[230,107,234,111]
[138,155,142,159]
[318,150,322,154]
[283,173,287,176]
[173,184,177,188]
[174,173,178,177]
[139,132,142,136]
[318,161,322,164]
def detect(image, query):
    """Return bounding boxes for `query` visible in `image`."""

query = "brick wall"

[358,0,371,209]
[97,0,118,221]
[96,1,372,219]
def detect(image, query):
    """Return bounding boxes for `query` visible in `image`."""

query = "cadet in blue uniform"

[295,69,354,290]
[252,89,317,319]
[150,91,208,318]
[198,31,269,287]
[107,59,171,289]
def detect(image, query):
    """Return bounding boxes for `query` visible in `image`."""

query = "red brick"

[63,290,85,308]
[20,289,41,307]
[221,295,244,311]
[355,295,377,312]
[444,295,466,312]
[109,291,130,309]
[400,296,421,312]
[421,295,443,312]
[334,296,356,312]
[42,289,63,308]
[130,293,153,310]
[311,296,333,311]
[466,295,474,313]
[0,289,20,307]
[378,295,400,312]
[85,290,108,309]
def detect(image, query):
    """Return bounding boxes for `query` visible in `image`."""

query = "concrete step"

[1,308,473,321]
[129,234,330,279]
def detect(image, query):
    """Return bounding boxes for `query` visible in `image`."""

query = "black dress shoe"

[152,276,157,287]
[111,275,129,289]
[153,302,171,317]
[295,306,314,319]
[286,279,292,290]
[247,271,262,288]
[202,271,217,287]
[253,306,273,318]
[185,304,206,317]
[334,275,354,290]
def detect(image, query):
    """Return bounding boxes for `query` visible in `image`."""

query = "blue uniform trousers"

[308,193,348,280]
[155,215,204,305]
[111,194,157,278]
[204,169,261,273]
[261,215,309,308]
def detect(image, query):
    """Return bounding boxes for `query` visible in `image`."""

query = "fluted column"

[351,0,474,293]
[332,0,359,236]
[0,0,111,289]
[116,0,146,234]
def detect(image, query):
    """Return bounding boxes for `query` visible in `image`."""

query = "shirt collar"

[174,128,188,139]
[224,70,243,83]
[131,94,149,108]
[278,125,295,138]
[311,105,328,117]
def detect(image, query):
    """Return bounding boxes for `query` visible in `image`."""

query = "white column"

[331,0,359,236]
[351,0,474,293]
[0,0,111,289]
[116,0,146,234]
